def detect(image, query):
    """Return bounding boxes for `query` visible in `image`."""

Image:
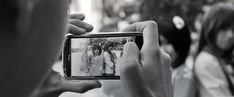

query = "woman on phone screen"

[103,41,117,76]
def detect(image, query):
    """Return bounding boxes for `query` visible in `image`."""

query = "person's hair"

[196,3,234,58]
[92,44,102,56]
[103,41,114,52]
[158,18,191,68]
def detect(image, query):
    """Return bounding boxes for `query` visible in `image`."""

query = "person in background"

[158,16,193,97]
[103,41,117,76]
[159,16,191,69]
[194,3,234,97]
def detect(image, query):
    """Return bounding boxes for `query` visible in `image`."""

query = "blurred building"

[69,0,103,32]
[69,0,141,32]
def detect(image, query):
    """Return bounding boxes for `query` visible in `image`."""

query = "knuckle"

[164,55,171,65]
[142,47,160,59]
[122,58,139,71]
[148,48,162,60]
[160,50,172,65]
[148,47,161,55]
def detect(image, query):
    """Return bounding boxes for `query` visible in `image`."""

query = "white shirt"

[103,51,115,74]
[195,51,233,97]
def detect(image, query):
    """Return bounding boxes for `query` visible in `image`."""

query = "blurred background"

[57,0,234,97]
[66,0,234,72]
[69,0,234,32]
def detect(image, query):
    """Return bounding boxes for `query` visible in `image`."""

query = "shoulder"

[195,51,221,72]
[195,52,219,66]
[194,52,228,86]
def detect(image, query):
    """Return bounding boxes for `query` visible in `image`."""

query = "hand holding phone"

[120,21,172,97]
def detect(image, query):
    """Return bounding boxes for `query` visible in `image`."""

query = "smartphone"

[63,32,143,80]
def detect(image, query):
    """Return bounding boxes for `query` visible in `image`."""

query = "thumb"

[62,80,101,93]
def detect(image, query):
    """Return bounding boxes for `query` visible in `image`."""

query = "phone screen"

[69,36,135,79]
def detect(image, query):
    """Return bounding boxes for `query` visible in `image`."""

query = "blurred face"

[216,28,234,50]
[94,49,100,56]
[160,35,177,62]
[108,46,113,51]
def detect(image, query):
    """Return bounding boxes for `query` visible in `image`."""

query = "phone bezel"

[63,32,143,80]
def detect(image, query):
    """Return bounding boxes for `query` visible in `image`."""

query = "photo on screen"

[70,36,135,78]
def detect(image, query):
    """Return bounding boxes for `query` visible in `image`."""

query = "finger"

[121,42,140,63]
[120,42,149,97]
[62,80,101,93]
[68,24,86,35]
[141,21,159,48]
[160,50,173,97]
[122,21,159,48]
[124,21,161,69]
[133,21,161,72]
[70,14,85,21]
[124,21,170,97]
[69,19,93,32]
[140,50,172,97]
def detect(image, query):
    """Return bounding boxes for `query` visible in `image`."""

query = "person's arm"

[195,55,232,97]
[104,52,114,68]
[120,21,172,97]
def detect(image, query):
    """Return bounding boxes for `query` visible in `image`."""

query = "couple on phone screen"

[82,41,116,76]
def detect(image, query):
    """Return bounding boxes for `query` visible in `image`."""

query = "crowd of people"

[1,0,234,97]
